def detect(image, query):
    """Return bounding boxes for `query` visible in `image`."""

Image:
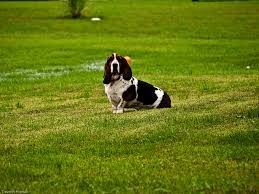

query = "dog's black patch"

[122,85,136,101]
[157,92,171,108]
[137,80,158,105]
[103,74,111,84]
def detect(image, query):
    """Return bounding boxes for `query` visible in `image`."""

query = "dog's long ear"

[103,57,112,84]
[120,57,132,80]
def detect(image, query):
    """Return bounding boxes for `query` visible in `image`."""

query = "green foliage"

[0,1,258,193]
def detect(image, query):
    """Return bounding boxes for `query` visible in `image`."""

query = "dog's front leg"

[112,104,118,114]
[107,95,118,114]
[116,99,126,114]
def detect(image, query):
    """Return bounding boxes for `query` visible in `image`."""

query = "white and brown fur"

[103,53,171,113]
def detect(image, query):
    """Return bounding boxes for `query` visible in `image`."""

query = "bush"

[67,0,88,18]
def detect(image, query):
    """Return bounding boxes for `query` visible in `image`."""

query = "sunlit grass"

[0,0,258,193]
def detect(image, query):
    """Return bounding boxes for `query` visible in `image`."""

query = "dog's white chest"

[104,78,130,103]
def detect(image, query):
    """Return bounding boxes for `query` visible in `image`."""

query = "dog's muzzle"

[112,63,119,74]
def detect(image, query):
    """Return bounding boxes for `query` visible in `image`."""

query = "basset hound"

[103,53,171,113]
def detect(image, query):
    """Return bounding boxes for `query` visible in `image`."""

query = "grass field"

[0,0,258,193]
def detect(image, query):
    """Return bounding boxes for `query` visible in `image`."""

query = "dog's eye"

[117,56,124,62]
[107,56,114,64]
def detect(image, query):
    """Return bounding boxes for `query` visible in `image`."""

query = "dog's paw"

[112,109,124,114]
[116,109,124,114]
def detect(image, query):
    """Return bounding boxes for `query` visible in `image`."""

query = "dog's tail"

[157,92,171,108]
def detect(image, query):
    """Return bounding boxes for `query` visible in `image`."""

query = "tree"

[67,0,87,18]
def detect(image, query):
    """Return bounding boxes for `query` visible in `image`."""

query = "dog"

[103,53,171,113]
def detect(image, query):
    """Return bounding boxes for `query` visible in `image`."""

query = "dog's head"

[103,53,132,84]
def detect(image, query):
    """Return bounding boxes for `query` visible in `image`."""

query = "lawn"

[0,0,258,193]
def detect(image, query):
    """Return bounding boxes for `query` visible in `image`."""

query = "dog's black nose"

[112,63,119,73]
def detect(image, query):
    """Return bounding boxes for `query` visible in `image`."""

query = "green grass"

[0,0,258,193]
